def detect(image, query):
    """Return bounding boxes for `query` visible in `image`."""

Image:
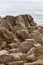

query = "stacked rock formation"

[0,14,43,65]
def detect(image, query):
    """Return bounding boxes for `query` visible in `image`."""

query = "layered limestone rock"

[0,14,43,65]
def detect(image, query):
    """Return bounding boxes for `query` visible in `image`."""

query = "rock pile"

[0,14,43,65]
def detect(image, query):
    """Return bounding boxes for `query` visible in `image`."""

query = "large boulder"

[25,54,37,62]
[30,30,42,44]
[0,14,43,64]
[28,26,37,33]
[37,26,43,45]
[27,47,37,55]
[0,27,15,43]
[15,15,31,29]
[0,54,15,63]
[8,61,24,65]
[4,15,16,26]
[24,60,43,65]
[1,41,7,49]
[0,18,13,32]
[19,39,36,53]
[38,26,43,35]
[8,53,26,61]
[0,64,4,65]
[8,43,19,48]
[8,48,21,53]
[16,29,30,41]
[14,14,37,30]
[27,44,43,57]
[27,15,37,26]
[0,50,8,55]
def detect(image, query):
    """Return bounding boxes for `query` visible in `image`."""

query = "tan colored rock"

[25,54,37,62]
[0,54,15,63]
[13,38,21,45]
[22,15,31,28]
[0,19,13,31]
[37,26,43,45]
[28,26,37,33]
[27,47,37,55]
[0,64,4,65]
[34,43,42,49]
[4,20,13,31]
[41,41,43,46]
[31,30,42,44]
[1,41,7,49]
[16,29,29,41]
[4,15,16,26]
[16,14,37,28]
[0,46,1,50]
[36,47,43,55]
[8,61,24,65]
[27,15,37,26]
[8,48,21,53]
[38,53,43,60]
[0,38,3,45]
[0,14,43,64]
[0,39,2,50]
[0,27,15,43]
[27,46,43,57]
[8,53,26,60]
[8,43,19,48]
[15,19,27,30]
[0,18,4,27]
[24,60,43,65]
[0,50,8,55]
[38,26,43,34]
[33,60,43,64]
[19,39,36,53]
[16,15,31,29]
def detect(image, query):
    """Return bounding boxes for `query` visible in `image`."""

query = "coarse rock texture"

[0,14,43,65]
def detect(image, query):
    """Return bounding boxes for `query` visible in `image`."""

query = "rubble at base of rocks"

[0,14,43,65]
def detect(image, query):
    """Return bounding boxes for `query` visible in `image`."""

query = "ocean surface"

[0,0,43,26]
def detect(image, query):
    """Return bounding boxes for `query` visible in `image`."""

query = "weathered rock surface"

[0,14,43,65]
[30,30,42,44]
[19,39,35,53]
[0,27,15,43]
[0,54,15,63]
[8,48,21,53]
[25,54,37,62]
[24,60,43,65]
[8,61,24,65]
[16,29,29,41]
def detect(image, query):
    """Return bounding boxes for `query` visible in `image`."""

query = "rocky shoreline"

[0,14,43,65]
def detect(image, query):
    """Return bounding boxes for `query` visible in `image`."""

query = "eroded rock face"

[0,54,15,63]
[16,29,29,41]
[25,54,37,62]
[30,30,42,44]
[0,14,43,65]
[8,61,24,65]
[0,27,15,43]
[19,39,36,53]
[24,60,43,65]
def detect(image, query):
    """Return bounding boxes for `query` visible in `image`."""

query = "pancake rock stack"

[0,14,43,65]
